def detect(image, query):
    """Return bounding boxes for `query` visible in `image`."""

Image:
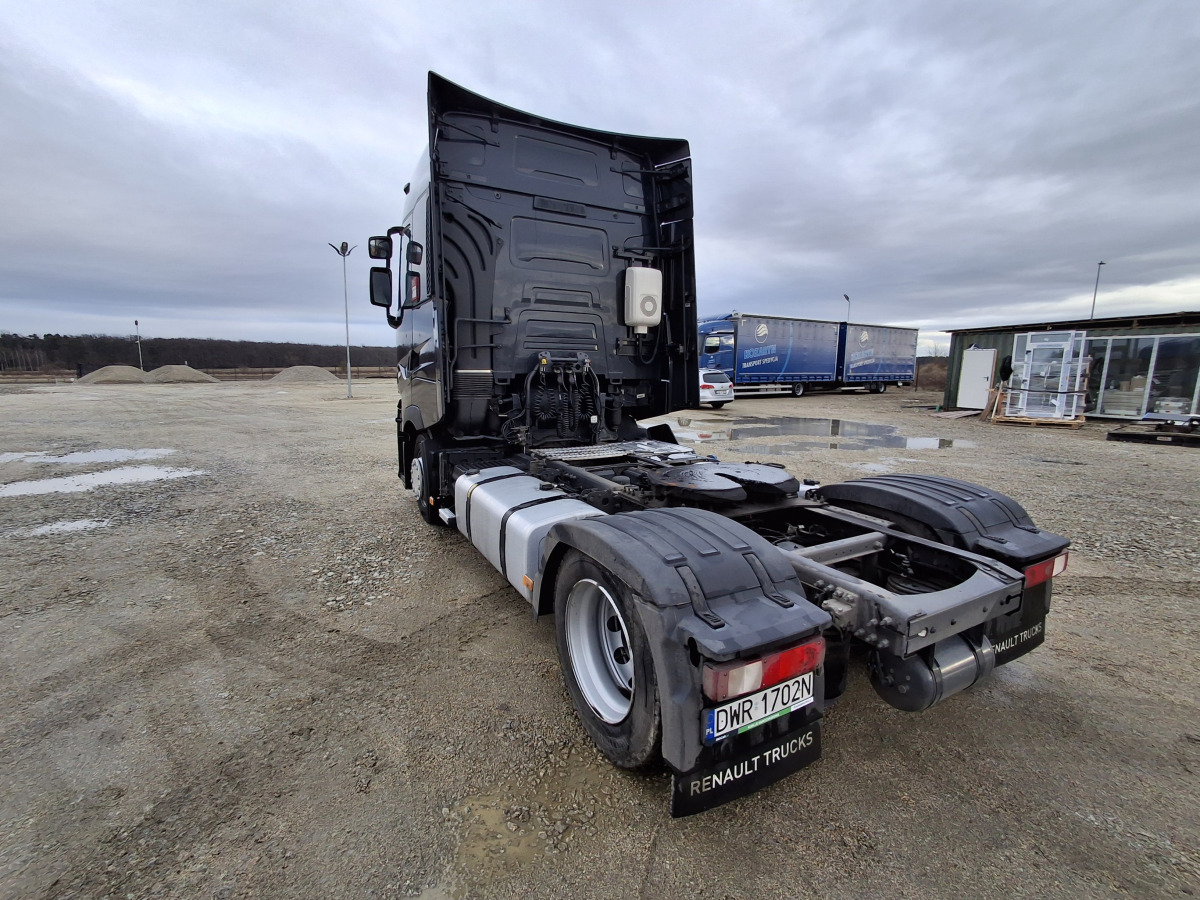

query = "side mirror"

[406,241,424,266]
[368,236,393,260]
[369,267,393,308]
[402,272,421,309]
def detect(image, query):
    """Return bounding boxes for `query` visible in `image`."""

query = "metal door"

[957,348,996,409]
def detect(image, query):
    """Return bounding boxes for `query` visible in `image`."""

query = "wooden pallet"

[929,409,981,419]
[1107,414,1199,446]
[992,413,1087,428]
[1107,429,1200,446]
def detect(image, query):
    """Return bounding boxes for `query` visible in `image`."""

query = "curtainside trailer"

[836,322,919,392]
[367,73,1069,816]
[698,313,916,396]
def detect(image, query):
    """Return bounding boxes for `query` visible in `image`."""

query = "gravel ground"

[1,381,1197,900]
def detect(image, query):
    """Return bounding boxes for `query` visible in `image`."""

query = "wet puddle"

[0,448,175,465]
[669,416,973,452]
[0,465,204,497]
[15,519,112,537]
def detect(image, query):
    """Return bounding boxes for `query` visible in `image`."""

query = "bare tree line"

[0,345,47,371]
[0,333,396,374]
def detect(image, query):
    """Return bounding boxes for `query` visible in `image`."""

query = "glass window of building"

[1099,337,1156,416]
[1148,336,1200,414]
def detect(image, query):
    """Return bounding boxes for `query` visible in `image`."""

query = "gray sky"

[2,1,1198,352]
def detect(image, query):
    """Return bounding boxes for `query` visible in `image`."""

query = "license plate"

[703,673,815,743]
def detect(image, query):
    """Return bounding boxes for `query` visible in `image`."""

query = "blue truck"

[698,313,918,397]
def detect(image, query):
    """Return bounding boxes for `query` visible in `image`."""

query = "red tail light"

[1024,551,1069,588]
[702,637,825,702]
[700,382,714,389]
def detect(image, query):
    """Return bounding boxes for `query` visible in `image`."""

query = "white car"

[699,369,734,408]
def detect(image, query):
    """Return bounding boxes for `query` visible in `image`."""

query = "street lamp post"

[329,241,357,399]
[1089,261,1106,320]
[843,294,851,321]
[134,319,143,370]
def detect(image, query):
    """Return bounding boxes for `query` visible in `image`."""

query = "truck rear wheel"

[791,382,806,397]
[554,550,661,768]
[410,435,444,526]
[868,382,887,394]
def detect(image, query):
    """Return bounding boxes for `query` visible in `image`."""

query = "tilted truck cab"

[369,73,1069,816]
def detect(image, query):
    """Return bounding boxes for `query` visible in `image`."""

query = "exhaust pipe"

[870,634,995,712]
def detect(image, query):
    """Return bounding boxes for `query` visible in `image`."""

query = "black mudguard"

[395,402,410,486]
[816,474,1069,661]
[815,474,1069,568]
[539,507,830,814]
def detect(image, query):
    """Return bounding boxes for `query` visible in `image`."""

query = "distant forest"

[0,333,396,374]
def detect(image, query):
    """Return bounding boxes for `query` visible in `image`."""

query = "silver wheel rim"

[411,455,425,503]
[564,578,634,724]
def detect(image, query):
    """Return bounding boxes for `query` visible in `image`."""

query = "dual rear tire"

[554,551,661,768]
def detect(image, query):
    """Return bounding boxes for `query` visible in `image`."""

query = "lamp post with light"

[843,293,851,321]
[329,241,356,399]
[134,319,143,371]
[1089,261,1106,320]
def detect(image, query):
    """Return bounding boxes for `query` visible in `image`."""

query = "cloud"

[1,0,1198,346]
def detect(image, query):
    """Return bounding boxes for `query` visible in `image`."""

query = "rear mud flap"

[671,721,821,817]
[988,581,1052,665]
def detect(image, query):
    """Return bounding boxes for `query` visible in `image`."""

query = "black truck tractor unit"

[368,73,1069,817]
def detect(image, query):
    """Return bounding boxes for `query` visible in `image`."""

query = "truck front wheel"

[554,550,661,768]
[410,434,444,526]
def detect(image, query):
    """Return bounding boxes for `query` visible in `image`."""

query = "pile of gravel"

[269,366,342,384]
[147,365,219,384]
[77,366,149,384]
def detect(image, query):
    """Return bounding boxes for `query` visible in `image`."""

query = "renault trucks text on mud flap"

[368,73,1070,817]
